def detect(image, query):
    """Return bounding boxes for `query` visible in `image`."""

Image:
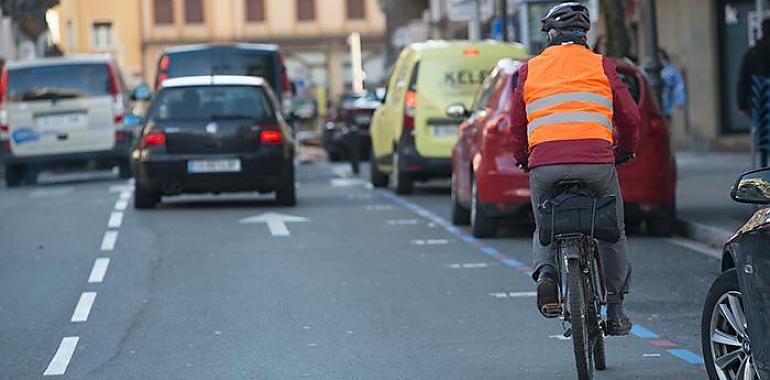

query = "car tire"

[370,149,389,188]
[4,164,23,187]
[276,161,297,206]
[647,204,675,237]
[118,160,133,179]
[471,175,497,238]
[701,269,756,380]
[134,182,160,209]
[451,172,470,225]
[390,145,413,195]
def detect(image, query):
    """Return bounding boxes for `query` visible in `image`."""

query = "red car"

[450,58,676,238]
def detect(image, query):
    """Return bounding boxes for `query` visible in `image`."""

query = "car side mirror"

[446,103,469,119]
[731,168,770,205]
[131,84,152,101]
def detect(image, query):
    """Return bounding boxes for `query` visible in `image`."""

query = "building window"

[296,0,315,21]
[92,22,114,50]
[346,0,365,19]
[154,0,174,25]
[246,0,266,22]
[185,0,204,24]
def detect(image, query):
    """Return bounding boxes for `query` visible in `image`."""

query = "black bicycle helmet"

[540,2,591,33]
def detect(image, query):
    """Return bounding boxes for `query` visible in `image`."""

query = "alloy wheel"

[709,291,759,380]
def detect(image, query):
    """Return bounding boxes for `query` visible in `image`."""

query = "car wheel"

[451,172,470,225]
[647,204,675,237]
[118,160,133,179]
[471,175,497,238]
[134,182,160,209]
[702,269,759,380]
[369,149,389,188]
[390,145,413,195]
[4,164,23,187]
[276,161,297,206]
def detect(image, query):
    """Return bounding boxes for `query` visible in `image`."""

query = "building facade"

[54,0,387,99]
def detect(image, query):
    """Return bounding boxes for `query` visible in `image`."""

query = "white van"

[0,56,132,186]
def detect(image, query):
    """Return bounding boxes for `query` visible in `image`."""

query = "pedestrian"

[659,48,687,122]
[508,2,640,336]
[738,18,770,167]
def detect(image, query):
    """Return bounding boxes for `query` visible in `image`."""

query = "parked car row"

[0,43,298,208]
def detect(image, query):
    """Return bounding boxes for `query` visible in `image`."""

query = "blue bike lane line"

[376,189,707,369]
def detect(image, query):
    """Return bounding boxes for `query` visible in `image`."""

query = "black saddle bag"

[538,193,620,246]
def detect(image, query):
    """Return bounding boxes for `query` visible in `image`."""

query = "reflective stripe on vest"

[523,44,614,149]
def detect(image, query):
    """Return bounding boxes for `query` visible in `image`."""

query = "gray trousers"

[529,164,631,303]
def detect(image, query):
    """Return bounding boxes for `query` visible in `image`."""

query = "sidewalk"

[675,151,759,247]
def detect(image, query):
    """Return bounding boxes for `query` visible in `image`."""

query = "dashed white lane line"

[667,238,722,260]
[71,292,97,322]
[107,211,124,229]
[88,258,110,283]
[114,199,128,211]
[448,263,490,269]
[411,239,449,245]
[489,291,537,298]
[43,337,79,376]
[118,190,132,200]
[100,230,118,251]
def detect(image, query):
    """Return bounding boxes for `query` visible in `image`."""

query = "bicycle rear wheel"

[568,258,594,380]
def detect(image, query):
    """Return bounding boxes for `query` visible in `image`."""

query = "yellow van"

[369,40,528,194]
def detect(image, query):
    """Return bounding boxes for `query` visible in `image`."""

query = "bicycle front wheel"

[568,258,594,380]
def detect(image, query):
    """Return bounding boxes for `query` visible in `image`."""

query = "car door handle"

[57,133,68,141]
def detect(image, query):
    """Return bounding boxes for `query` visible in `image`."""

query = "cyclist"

[508,2,640,336]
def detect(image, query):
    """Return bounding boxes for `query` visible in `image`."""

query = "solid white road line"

[668,238,722,260]
[100,231,118,251]
[43,337,79,376]
[71,292,96,322]
[107,212,124,229]
[114,199,128,211]
[88,258,110,283]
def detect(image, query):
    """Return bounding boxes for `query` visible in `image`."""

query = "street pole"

[469,0,482,41]
[500,0,508,42]
[758,0,765,39]
[643,0,662,105]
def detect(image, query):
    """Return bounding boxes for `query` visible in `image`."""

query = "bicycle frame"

[554,234,607,333]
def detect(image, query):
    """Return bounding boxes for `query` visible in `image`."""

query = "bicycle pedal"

[563,328,572,338]
[541,304,562,318]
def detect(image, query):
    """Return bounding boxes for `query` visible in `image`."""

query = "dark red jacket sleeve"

[509,63,529,165]
[603,58,640,153]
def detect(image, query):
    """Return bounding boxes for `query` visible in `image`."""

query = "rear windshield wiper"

[207,114,260,120]
[18,88,84,101]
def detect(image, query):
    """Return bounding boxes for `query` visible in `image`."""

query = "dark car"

[132,75,296,208]
[322,90,381,162]
[154,43,291,105]
[702,167,770,380]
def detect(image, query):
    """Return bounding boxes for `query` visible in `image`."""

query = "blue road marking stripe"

[481,247,499,256]
[462,236,478,244]
[630,324,659,339]
[667,349,705,365]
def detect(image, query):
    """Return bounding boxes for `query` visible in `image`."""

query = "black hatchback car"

[702,167,770,380]
[132,75,296,208]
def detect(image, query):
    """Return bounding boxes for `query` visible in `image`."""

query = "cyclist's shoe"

[537,273,560,318]
[606,315,633,336]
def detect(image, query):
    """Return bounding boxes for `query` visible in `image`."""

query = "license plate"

[433,126,458,137]
[35,113,86,129]
[354,115,371,125]
[187,159,242,173]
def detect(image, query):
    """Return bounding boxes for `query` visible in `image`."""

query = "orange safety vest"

[523,44,614,150]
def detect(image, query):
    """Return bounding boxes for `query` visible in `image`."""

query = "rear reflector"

[260,130,282,143]
[463,48,480,57]
[115,131,126,142]
[0,70,7,133]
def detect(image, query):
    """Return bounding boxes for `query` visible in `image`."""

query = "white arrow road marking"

[43,337,79,376]
[239,213,310,237]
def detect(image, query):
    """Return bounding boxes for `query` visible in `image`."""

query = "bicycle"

[541,179,611,380]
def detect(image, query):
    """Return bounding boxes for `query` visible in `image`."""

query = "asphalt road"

[0,162,721,379]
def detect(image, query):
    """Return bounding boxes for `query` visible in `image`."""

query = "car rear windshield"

[165,48,278,89]
[6,63,110,102]
[149,85,275,122]
[617,71,641,103]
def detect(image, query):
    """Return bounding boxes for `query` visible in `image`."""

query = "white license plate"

[187,159,242,173]
[433,126,458,137]
[354,115,371,125]
[36,113,86,129]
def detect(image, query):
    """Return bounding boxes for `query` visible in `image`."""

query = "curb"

[675,218,734,249]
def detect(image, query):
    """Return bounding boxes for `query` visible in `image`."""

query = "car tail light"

[260,130,282,144]
[403,90,417,131]
[106,64,125,124]
[155,55,169,88]
[0,70,8,134]
[648,113,668,137]
[277,54,291,95]
[141,131,166,148]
